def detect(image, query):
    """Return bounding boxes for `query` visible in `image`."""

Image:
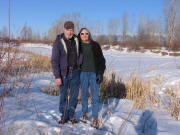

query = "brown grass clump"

[125,73,155,109]
[42,85,59,96]
[151,50,161,54]
[102,45,110,50]
[169,52,180,57]
[161,51,168,56]
[164,86,180,120]
[135,48,147,53]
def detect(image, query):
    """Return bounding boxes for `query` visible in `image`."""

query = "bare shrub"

[99,71,126,104]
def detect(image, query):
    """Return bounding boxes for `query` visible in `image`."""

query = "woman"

[78,28,106,128]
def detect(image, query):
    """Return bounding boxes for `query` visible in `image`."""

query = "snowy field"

[0,43,180,135]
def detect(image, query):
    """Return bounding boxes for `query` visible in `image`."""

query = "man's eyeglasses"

[80,33,89,36]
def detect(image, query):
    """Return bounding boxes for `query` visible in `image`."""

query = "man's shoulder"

[53,34,64,48]
[57,33,64,40]
[73,34,78,40]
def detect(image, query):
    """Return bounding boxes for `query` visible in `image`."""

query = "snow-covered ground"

[19,43,52,56]
[1,43,180,135]
[104,48,180,93]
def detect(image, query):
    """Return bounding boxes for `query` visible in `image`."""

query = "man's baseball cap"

[64,21,74,29]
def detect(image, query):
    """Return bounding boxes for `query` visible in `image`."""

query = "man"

[51,21,82,124]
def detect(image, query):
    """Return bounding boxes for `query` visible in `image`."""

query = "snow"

[103,48,180,93]
[1,43,180,135]
[19,43,52,56]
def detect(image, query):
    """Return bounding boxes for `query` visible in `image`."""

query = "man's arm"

[51,36,62,85]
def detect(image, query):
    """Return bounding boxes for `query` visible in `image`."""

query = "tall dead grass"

[0,46,52,96]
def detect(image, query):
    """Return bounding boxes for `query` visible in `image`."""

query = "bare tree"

[0,27,2,39]
[175,15,180,41]
[164,0,180,50]
[72,13,81,34]
[20,23,28,40]
[129,14,136,38]
[27,27,32,41]
[122,12,128,43]
[47,13,77,42]
[42,32,48,42]
[156,16,164,43]
[83,20,104,38]
[145,17,159,42]
[138,14,147,42]
[108,18,120,35]
[91,21,104,35]
[108,18,120,44]
[31,30,41,42]
[96,34,108,45]
[48,24,59,42]
[2,26,8,39]
[36,31,41,41]
[20,23,34,41]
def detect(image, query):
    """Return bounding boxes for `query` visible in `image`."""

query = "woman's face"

[80,29,89,43]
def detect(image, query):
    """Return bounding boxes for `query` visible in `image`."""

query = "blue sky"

[0,0,164,34]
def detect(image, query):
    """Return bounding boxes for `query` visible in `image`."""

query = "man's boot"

[70,117,78,124]
[58,118,69,124]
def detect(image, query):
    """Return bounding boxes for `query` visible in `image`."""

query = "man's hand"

[56,78,62,86]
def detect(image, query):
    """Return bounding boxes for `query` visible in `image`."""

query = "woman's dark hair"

[78,28,93,43]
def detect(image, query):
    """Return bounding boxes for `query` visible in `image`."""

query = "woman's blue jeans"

[80,72,100,118]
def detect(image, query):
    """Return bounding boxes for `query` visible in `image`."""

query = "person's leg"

[68,69,80,120]
[80,72,89,115]
[89,72,100,118]
[59,76,69,121]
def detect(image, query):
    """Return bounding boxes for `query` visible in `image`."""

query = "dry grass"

[41,85,59,96]
[117,47,124,51]
[151,50,161,54]
[146,66,157,73]
[3,46,176,122]
[125,73,161,109]
[1,45,179,134]
[164,85,180,120]
[0,46,52,96]
[0,47,52,73]
[102,45,110,50]
[125,74,148,109]
[135,48,147,53]
[161,51,168,56]
[169,52,180,57]
[1,44,179,135]
[43,66,179,122]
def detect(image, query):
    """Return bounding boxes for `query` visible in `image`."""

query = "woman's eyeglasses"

[80,33,89,36]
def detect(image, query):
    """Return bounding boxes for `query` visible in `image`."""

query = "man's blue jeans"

[59,69,80,120]
[80,72,100,118]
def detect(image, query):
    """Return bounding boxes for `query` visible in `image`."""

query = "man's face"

[64,28,74,39]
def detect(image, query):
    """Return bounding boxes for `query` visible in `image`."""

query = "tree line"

[0,0,180,50]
